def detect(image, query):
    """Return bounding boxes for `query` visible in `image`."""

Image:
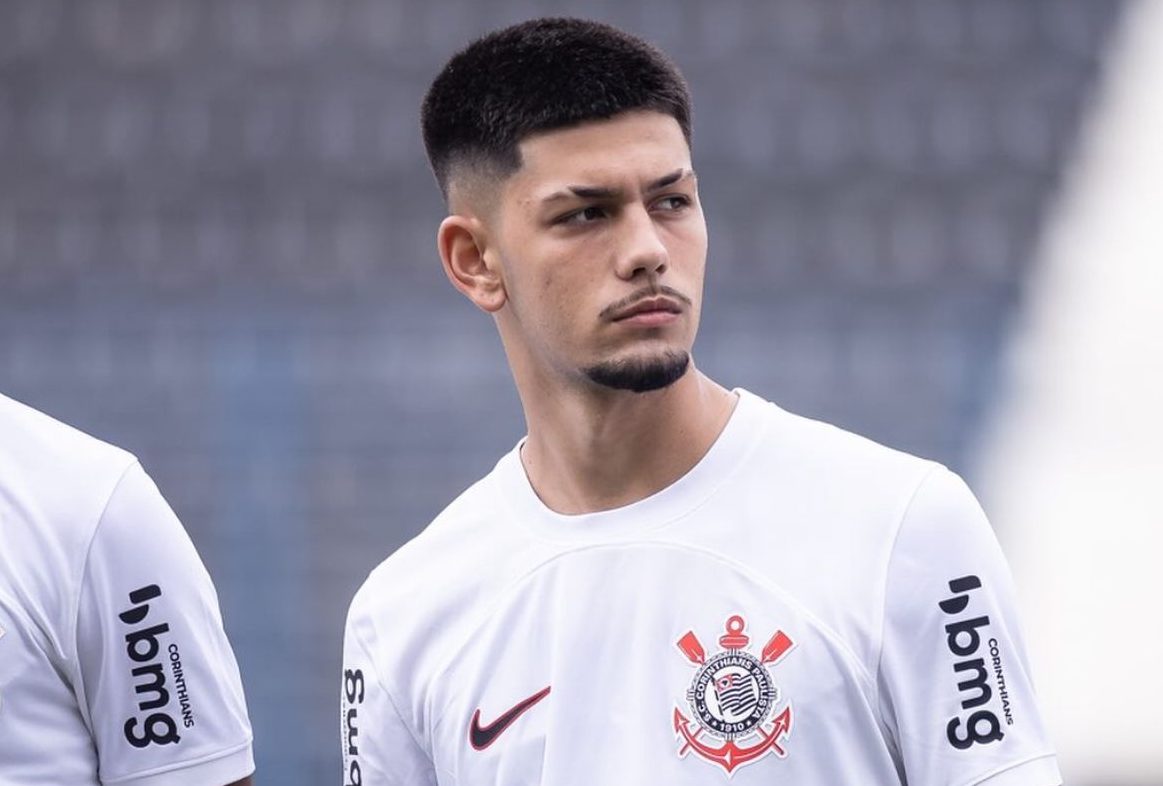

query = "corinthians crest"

[673,615,795,775]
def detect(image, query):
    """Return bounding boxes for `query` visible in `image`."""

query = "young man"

[0,392,254,786]
[342,18,1060,785]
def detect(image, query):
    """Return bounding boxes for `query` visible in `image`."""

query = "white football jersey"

[342,389,1060,785]
[0,393,254,786]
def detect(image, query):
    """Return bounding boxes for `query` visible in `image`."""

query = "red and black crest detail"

[673,615,794,776]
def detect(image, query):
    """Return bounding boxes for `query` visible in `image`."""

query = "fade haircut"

[421,17,692,202]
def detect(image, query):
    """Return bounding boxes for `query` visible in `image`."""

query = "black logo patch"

[343,668,365,786]
[939,575,1005,750]
[120,585,181,748]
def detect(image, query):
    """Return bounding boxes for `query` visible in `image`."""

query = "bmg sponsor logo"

[342,668,365,786]
[119,584,194,748]
[938,575,1013,750]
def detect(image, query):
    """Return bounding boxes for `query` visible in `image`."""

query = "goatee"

[583,351,690,393]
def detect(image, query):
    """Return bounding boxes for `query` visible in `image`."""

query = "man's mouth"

[610,296,684,322]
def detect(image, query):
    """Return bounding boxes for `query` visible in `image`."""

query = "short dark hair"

[421,17,692,201]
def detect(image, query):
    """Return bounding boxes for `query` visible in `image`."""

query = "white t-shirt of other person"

[0,393,254,786]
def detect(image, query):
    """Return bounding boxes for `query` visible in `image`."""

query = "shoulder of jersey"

[345,462,550,678]
[350,470,522,617]
[351,399,941,609]
[0,393,138,536]
[728,395,946,577]
[757,397,938,494]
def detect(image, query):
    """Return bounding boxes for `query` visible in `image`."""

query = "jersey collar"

[493,388,770,542]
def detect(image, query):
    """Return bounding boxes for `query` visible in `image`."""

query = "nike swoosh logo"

[469,685,551,750]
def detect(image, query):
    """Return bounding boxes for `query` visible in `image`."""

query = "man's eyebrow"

[646,168,694,192]
[541,168,695,203]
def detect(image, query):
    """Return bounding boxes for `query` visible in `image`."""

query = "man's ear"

[436,215,507,313]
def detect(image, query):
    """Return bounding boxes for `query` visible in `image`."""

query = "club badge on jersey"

[673,615,795,776]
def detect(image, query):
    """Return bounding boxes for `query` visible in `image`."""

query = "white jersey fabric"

[0,394,254,786]
[342,389,1060,785]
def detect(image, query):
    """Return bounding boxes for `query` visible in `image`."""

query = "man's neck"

[518,369,737,515]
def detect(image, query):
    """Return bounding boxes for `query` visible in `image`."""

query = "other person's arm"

[75,462,255,786]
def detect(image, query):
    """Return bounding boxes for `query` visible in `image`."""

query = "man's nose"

[614,205,669,279]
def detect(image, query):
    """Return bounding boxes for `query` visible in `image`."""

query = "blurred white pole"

[977,1,1163,782]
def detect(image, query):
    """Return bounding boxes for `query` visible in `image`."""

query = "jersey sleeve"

[341,603,438,786]
[74,462,254,786]
[877,466,1061,786]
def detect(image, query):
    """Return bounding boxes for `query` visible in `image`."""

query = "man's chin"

[582,350,690,393]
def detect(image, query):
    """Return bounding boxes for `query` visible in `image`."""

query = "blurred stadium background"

[1,1,1157,783]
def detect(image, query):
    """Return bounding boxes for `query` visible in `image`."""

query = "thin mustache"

[600,286,692,320]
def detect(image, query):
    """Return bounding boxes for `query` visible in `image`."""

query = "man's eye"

[654,195,691,212]
[559,206,607,225]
